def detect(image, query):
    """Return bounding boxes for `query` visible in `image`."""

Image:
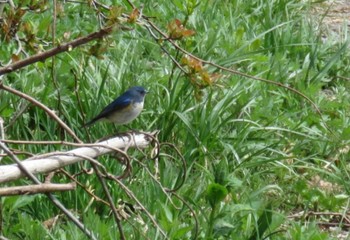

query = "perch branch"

[0,132,155,183]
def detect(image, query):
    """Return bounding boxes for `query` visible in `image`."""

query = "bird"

[84,86,148,127]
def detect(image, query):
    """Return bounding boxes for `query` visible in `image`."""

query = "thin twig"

[172,192,199,240]
[106,173,169,239]
[144,25,187,74]
[133,158,178,208]
[92,165,126,240]
[59,169,110,206]
[5,101,29,129]
[132,130,161,161]
[161,143,187,193]
[336,75,350,81]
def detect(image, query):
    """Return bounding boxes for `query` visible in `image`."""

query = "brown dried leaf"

[167,19,195,39]
[128,8,140,23]
[11,54,20,62]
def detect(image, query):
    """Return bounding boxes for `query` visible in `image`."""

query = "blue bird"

[84,86,148,127]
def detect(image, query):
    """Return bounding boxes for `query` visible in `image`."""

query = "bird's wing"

[84,95,132,127]
[97,95,132,118]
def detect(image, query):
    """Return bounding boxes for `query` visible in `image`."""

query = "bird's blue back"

[97,91,134,118]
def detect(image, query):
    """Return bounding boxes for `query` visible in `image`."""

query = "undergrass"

[1,0,350,239]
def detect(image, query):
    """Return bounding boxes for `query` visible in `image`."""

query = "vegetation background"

[0,0,350,239]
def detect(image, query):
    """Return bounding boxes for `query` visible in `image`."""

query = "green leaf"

[11,196,37,212]
[249,203,273,240]
[341,126,350,140]
[172,226,193,238]
[1,107,14,118]
[206,183,228,207]
[213,219,235,237]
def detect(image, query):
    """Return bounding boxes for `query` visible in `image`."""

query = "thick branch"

[0,132,155,183]
[0,26,113,76]
[0,183,76,196]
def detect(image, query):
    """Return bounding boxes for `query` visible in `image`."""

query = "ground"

[313,0,350,38]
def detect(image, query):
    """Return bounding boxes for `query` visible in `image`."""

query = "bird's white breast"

[106,102,144,125]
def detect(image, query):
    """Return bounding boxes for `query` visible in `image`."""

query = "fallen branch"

[0,183,76,196]
[0,132,155,183]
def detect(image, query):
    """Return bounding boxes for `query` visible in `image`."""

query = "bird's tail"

[82,118,98,128]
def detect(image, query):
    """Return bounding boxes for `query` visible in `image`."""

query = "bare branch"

[0,132,155,183]
[0,83,82,143]
[0,183,76,196]
[0,26,114,76]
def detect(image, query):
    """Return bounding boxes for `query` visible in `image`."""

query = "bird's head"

[128,86,148,99]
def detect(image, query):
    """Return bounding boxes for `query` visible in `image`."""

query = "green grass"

[1,0,350,239]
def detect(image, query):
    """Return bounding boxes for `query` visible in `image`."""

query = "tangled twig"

[0,141,97,240]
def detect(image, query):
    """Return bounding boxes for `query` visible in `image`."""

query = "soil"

[313,0,350,37]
